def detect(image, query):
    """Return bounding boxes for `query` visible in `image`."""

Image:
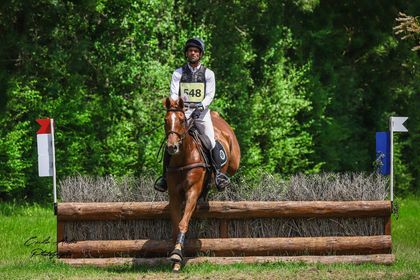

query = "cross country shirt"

[170,64,215,110]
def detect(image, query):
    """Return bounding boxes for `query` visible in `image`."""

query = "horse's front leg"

[168,188,183,243]
[169,183,202,267]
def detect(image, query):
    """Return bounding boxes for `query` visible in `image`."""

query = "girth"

[166,162,209,173]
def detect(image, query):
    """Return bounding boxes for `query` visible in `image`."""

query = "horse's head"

[164,97,187,155]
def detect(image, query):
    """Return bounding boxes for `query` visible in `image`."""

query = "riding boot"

[154,150,171,192]
[210,145,230,191]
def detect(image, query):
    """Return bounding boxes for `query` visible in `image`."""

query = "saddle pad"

[216,140,228,167]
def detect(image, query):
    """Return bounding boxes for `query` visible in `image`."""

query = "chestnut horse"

[163,97,240,271]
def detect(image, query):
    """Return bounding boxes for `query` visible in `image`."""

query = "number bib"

[180,82,205,103]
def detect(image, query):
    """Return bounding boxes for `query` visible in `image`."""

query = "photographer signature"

[24,236,57,259]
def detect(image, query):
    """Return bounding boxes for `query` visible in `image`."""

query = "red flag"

[36,118,51,134]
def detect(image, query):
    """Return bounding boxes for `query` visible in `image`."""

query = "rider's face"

[186,47,202,64]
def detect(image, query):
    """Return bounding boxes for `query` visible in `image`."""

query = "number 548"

[184,89,202,97]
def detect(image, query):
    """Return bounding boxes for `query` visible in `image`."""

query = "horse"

[163,97,240,271]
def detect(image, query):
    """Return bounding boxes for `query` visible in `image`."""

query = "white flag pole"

[50,118,57,215]
[389,116,409,205]
[389,117,394,203]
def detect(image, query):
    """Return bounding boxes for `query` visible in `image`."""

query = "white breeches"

[185,108,216,150]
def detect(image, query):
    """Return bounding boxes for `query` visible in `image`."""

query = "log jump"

[57,200,394,266]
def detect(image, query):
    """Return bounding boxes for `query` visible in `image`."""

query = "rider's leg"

[193,109,215,150]
[210,144,230,191]
[195,109,230,191]
[154,149,170,192]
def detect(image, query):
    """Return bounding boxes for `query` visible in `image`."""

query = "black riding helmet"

[184,38,205,55]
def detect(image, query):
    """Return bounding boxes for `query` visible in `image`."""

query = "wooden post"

[57,221,64,242]
[57,220,64,257]
[384,215,391,236]
[385,213,391,254]
[219,219,228,238]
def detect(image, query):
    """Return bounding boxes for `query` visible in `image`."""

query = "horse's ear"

[178,98,184,109]
[163,97,171,109]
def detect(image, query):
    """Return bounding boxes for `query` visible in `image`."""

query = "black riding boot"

[154,150,170,192]
[210,145,230,191]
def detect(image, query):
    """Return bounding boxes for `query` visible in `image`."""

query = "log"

[60,254,395,267]
[58,235,391,258]
[57,201,391,221]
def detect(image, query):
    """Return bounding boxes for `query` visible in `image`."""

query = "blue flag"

[375,132,390,175]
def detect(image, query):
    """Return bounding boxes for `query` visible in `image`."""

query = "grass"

[0,197,419,280]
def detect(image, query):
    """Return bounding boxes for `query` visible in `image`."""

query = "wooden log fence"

[57,201,391,221]
[59,236,392,258]
[57,200,394,266]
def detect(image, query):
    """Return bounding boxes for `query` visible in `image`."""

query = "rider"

[154,38,230,192]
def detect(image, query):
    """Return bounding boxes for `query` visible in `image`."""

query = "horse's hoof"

[169,248,183,262]
[170,253,183,263]
[172,262,182,273]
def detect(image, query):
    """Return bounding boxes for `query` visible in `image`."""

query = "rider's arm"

[201,69,215,110]
[170,68,183,100]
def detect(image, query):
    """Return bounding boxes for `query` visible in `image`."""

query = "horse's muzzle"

[167,143,180,155]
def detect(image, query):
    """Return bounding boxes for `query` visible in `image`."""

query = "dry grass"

[59,173,388,241]
[63,216,385,241]
[59,172,388,202]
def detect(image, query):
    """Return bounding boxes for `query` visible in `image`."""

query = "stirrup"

[154,176,168,192]
[215,172,230,191]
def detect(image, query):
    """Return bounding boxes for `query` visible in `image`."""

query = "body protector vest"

[179,64,206,103]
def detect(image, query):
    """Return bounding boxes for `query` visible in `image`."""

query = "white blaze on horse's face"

[165,111,185,155]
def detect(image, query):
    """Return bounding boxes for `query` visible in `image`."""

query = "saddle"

[189,126,228,167]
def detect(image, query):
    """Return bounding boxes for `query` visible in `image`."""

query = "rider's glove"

[191,103,204,119]
[191,108,202,119]
[196,102,204,111]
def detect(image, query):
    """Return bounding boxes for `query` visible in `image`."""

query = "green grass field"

[0,197,419,280]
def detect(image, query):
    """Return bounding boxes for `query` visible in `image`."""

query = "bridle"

[165,108,194,145]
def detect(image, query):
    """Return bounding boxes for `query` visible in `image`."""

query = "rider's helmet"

[184,38,205,55]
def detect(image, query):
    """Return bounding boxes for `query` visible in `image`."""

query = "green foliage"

[0,1,418,199]
[393,135,414,195]
[0,81,41,194]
